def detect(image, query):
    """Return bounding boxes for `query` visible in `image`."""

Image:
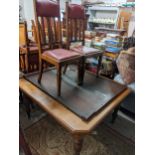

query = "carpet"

[20,111,134,155]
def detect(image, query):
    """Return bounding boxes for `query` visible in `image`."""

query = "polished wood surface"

[25,69,127,120]
[19,77,131,134]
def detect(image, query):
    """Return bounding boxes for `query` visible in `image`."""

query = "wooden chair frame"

[65,2,103,82]
[33,0,82,96]
[19,21,30,72]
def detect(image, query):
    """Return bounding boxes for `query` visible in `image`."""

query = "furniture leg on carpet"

[111,105,120,123]
[73,134,84,155]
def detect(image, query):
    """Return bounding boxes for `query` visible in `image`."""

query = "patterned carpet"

[20,104,134,155]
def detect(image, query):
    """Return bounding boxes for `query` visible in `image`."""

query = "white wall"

[22,0,35,29]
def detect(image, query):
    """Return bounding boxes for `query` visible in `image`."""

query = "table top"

[19,77,131,134]
[25,70,127,120]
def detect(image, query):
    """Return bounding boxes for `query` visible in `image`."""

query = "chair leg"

[38,60,44,83]
[63,64,68,74]
[80,58,85,85]
[57,65,62,96]
[19,90,23,104]
[23,94,31,119]
[77,59,84,85]
[111,106,120,123]
[96,55,102,77]
[24,54,29,73]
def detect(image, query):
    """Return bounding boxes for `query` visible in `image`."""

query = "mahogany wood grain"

[19,75,131,154]
[19,78,131,134]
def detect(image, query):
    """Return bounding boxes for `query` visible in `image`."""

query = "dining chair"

[64,2,103,83]
[19,21,29,72]
[19,21,49,73]
[33,0,82,96]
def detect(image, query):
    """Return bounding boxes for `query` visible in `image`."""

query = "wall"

[22,0,35,30]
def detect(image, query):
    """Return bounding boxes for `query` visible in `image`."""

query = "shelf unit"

[87,6,119,30]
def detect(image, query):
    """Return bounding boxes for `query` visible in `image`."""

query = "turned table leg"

[23,94,32,119]
[73,135,84,155]
[111,105,120,123]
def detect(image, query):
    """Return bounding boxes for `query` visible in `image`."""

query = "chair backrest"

[19,21,29,46]
[65,2,86,48]
[33,0,62,53]
[31,20,38,43]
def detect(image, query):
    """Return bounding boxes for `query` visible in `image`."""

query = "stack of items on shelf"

[85,1,135,7]
[89,18,116,24]
[99,33,123,78]
[85,30,97,47]
[103,33,123,60]
[84,30,124,77]
[85,31,106,73]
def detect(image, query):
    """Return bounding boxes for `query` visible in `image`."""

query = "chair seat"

[70,45,102,56]
[42,48,80,61]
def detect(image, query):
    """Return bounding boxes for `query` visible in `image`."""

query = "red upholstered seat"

[42,49,79,61]
[70,45,101,56]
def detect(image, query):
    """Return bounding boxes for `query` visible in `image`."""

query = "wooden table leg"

[23,94,31,119]
[38,60,44,83]
[73,134,84,155]
[111,105,120,123]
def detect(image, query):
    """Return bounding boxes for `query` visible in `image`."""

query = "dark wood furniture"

[95,27,126,36]
[19,75,131,155]
[33,0,82,96]
[64,2,103,83]
[25,69,127,120]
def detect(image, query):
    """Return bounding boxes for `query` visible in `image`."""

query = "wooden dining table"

[19,72,131,155]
